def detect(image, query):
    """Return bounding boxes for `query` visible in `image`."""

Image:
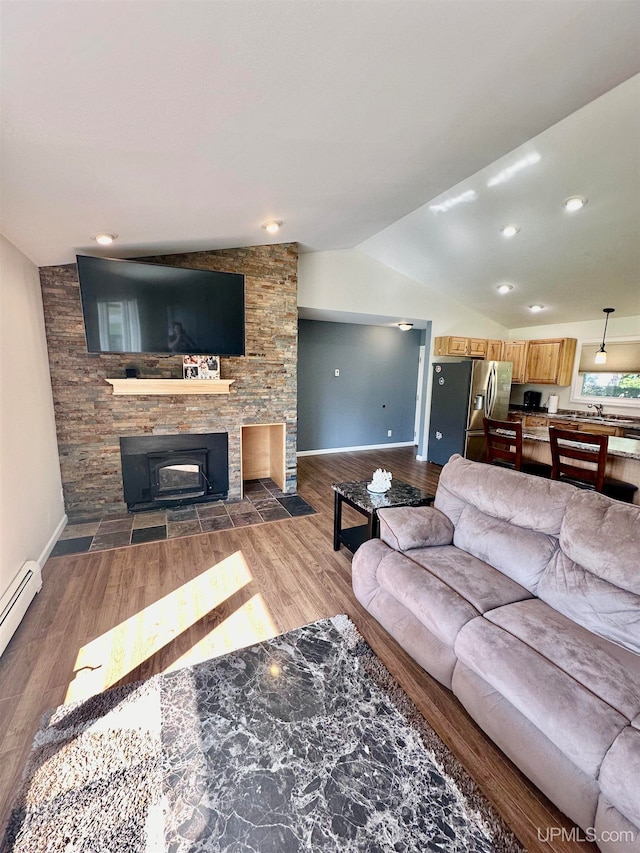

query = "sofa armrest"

[377,506,454,552]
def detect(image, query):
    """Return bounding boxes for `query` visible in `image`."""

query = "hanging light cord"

[599,308,615,353]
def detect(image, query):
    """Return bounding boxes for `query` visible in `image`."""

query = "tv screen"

[76,255,245,356]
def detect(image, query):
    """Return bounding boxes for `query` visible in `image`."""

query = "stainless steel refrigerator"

[427,360,513,465]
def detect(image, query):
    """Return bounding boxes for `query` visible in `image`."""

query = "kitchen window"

[573,338,640,409]
[579,372,640,399]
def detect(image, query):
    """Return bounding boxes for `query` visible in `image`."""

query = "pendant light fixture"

[594,308,615,364]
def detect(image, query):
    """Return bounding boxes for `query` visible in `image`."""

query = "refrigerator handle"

[485,363,497,418]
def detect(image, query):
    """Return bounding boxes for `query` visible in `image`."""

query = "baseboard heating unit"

[0,561,42,658]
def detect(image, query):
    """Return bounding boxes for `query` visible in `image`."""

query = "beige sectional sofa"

[352,454,640,851]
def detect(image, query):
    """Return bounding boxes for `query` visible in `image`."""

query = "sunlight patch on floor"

[166,592,278,672]
[65,550,275,703]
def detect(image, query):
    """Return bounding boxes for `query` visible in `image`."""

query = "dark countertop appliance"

[524,390,542,410]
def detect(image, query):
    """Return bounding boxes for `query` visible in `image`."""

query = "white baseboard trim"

[38,513,68,567]
[416,455,428,461]
[298,442,415,457]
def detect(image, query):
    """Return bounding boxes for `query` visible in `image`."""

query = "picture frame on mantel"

[183,355,220,380]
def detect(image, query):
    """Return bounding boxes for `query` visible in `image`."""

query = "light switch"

[334,369,340,377]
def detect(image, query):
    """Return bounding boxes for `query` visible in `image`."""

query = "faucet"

[588,403,604,418]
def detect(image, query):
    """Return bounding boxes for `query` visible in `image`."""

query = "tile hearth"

[50,480,315,558]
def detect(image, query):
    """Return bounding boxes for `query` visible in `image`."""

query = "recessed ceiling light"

[93,233,117,245]
[397,322,413,331]
[500,224,520,238]
[529,304,544,312]
[563,196,587,212]
[497,283,514,294]
[261,220,282,234]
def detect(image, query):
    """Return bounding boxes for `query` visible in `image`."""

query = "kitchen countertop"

[521,426,640,461]
[510,408,640,430]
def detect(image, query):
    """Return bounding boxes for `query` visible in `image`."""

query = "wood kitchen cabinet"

[468,337,488,357]
[548,418,579,430]
[577,422,623,437]
[524,338,577,385]
[433,336,577,384]
[531,416,623,437]
[433,336,470,357]
[433,336,500,359]
[500,341,528,383]
[486,339,503,360]
[523,414,548,427]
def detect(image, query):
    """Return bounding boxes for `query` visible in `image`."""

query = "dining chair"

[483,418,552,478]
[548,427,638,503]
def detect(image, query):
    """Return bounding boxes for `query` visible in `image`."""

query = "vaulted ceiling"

[1,0,639,326]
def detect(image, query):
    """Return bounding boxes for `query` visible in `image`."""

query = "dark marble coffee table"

[332,479,434,553]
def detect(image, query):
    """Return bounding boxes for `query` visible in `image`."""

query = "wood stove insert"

[120,433,228,511]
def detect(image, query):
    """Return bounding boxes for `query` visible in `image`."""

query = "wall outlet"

[387,429,393,437]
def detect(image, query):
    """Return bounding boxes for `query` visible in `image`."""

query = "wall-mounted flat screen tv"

[77,255,245,356]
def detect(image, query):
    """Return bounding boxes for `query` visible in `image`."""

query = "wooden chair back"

[548,427,608,492]
[483,418,523,470]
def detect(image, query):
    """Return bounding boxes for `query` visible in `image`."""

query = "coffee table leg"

[367,511,377,541]
[333,491,342,550]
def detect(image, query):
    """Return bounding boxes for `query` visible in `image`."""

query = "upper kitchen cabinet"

[468,337,488,357]
[524,338,577,385]
[432,336,577,385]
[500,341,528,383]
[433,336,488,358]
[433,336,472,357]
[486,340,503,361]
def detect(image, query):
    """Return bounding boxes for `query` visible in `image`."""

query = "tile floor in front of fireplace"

[50,480,316,558]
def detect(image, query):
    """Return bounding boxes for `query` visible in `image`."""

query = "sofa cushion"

[374,545,529,649]
[378,506,454,551]
[375,548,480,648]
[560,490,640,595]
[454,615,628,778]
[599,724,640,829]
[485,599,640,720]
[435,453,575,535]
[595,797,640,853]
[453,504,558,593]
[537,550,640,655]
[453,663,600,832]
[409,545,531,614]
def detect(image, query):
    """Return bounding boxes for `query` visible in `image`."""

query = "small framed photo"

[183,362,200,379]
[199,356,220,379]
[183,355,220,379]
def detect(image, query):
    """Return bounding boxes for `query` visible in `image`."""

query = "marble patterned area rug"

[2,616,524,853]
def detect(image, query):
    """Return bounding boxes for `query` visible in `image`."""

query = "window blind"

[578,340,640,373]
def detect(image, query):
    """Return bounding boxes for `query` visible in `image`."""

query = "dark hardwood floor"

[0,447,594,851]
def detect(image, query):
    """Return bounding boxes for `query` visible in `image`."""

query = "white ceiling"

[1,0,639,327]
[359,75,640,328]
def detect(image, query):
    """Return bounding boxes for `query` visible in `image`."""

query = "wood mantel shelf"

[105,378,235,396]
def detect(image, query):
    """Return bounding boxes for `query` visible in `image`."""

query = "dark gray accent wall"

[298,320,421,452]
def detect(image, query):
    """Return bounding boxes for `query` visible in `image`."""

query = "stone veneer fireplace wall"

[39,243,298,518]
